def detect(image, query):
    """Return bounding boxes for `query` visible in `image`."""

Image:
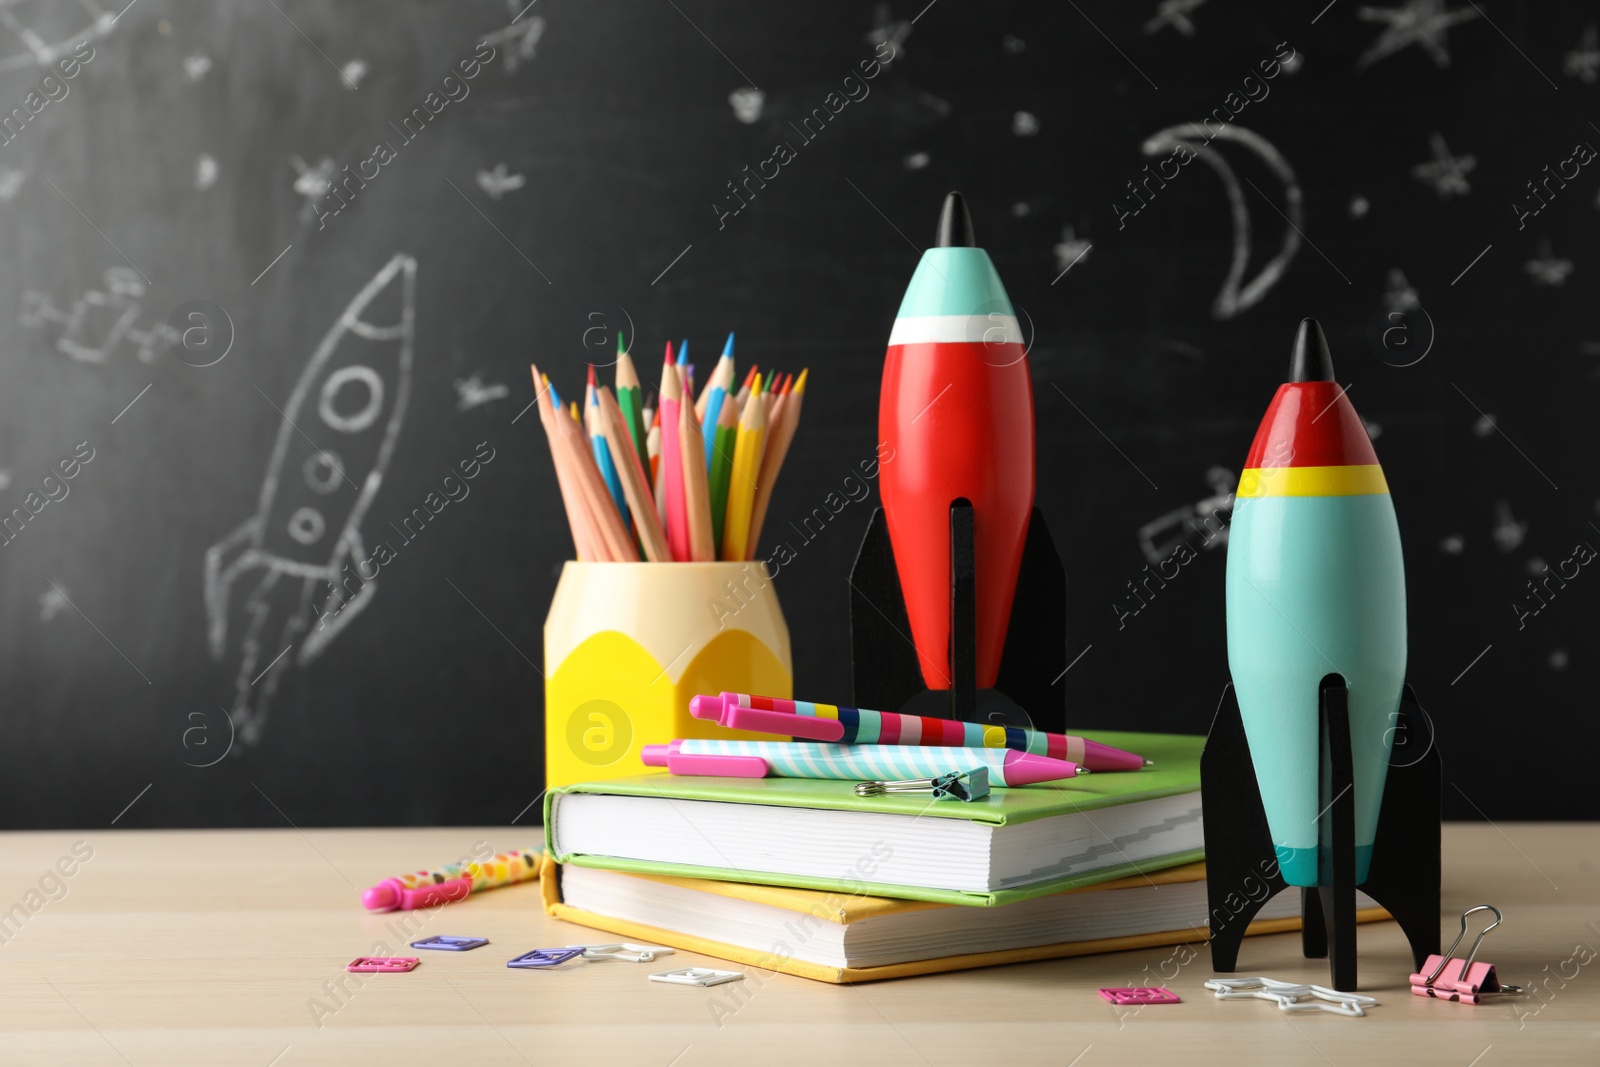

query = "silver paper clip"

[1204,976,1378,1017]
[855,767,991,802]
[567,942,674,963]
[650,967,744,987]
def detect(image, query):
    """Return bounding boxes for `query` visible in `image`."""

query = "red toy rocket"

[879,193,1036,691]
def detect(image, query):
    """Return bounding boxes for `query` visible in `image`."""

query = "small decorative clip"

[1409,905,1525,1004]
[650,967,745,987]
[1099,987,1181,1005]
[568,942,674,963]
[855,767,990,802]
[411,935,489,952]
[506,948,585,969]
[1204,976,1377,1017]
[347,956,420,973]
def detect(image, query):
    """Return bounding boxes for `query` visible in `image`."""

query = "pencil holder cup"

[543,561,792,790]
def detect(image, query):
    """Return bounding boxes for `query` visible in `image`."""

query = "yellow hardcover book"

[539,855,1391,984]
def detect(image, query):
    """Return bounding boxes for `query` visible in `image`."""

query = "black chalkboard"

[2,0,1595,828]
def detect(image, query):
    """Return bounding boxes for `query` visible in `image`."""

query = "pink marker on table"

[688,692,1149,772]
[360,848,542,912]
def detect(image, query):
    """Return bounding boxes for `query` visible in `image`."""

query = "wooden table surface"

[0,824,1594,1065]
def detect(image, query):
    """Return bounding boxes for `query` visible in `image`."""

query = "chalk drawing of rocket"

[205,254,415,747]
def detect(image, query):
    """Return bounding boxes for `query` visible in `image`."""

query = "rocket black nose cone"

[936,191,975,248]
[1289,317,1335,382]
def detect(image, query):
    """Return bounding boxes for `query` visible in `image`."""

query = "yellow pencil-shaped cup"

[543,561,792,790]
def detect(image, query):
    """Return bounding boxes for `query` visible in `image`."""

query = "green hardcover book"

[545,731,1205,906]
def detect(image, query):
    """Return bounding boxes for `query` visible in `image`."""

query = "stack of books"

[540,731,1385,983]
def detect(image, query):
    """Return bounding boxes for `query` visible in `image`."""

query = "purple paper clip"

[411,935,489,952]
[507,948,584,969]
[347,956,420,973]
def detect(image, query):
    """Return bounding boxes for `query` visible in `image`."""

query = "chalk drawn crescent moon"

[1142,124,1302,320]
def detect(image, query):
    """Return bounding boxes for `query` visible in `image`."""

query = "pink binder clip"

[1409,905,1525,1005]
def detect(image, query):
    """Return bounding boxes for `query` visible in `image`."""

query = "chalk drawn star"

[1491,500,1525,553]
[182,53,212,83]
[39,584,70,623]
[475,162,526,200]
[288,155,335,220]
[1144,0,1209,38]
[1524,238,1573,287]
[481,4,545,74]
[1356,0,1479,70]
[340,58,369,90]
[1411,132,1475,198]
[728,87,764,124]
[1053,227,1092,274]
[1565,25,1600,83]
[1382,268,1420,312]
[866,4,911,69]
[454,373,510,411]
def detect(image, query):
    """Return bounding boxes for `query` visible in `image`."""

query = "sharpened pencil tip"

[664,341,675,364]
[677,340,689,364]
[1143,759,1155,767]
[723,332,735,357]
[617,331,626,355]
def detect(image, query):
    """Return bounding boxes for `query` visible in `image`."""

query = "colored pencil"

[721,373,767,563]
[698,334,736,465]
[533,365,601,560]
[678,389,716,561]
[647,422,661,494]
[677,339,692,398]
[527,340,806,564]
[531,369,595,559]
[615,335,650,479]
[586,366,629,529]
[598,385,671,562]
[659,344,689,560]
[707,395,739,549]
[696,332,735,419]
[746,368,806,557]
[543,367,637,562]
[735,364,759,409]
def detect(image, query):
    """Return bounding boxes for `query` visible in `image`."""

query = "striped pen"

[690,692,1148,772]
[640,738,1084,786]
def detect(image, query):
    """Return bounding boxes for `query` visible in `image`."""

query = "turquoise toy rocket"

[1224,318,1406,888]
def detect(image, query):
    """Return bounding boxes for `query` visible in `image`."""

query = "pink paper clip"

[347,956,420,973]
[1408,905,1524,1005]
[1098,987,1181,1005]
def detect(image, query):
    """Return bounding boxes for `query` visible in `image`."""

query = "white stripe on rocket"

[888,314,1022,346]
